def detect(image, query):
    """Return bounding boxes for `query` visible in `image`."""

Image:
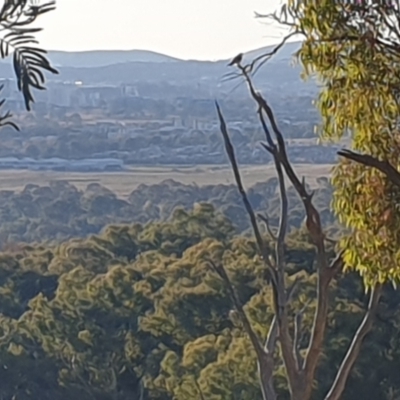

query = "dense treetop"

[0,205,397,399]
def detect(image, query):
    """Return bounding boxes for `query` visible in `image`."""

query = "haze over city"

[37,0,291,60]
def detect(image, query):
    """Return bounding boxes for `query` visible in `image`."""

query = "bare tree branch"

[293,301,311,370]
[235,63,345,399]
[207,260,277,400]
[261,316,279,400]
[325,284,382,400]
[265,316,278,355]
[207,260,265,355]
[215,101,277,288]
[301,251,344,398]
[226,67,306,396]
[286,277,302,303]
[215,101,291,398]
[257,90,338,399]
[274,150,289,304]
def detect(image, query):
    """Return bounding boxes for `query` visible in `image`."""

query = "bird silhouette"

[228,53,243,66]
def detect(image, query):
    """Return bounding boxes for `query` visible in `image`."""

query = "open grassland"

[0,163,335,198]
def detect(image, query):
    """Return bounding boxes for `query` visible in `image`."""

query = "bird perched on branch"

[228,53,243,66]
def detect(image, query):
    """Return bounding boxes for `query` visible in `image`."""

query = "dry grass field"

[0,163,335,198]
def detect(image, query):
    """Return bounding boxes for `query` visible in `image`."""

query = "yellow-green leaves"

[287,0,400,285]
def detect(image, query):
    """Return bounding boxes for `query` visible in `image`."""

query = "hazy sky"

[36,0,289,60]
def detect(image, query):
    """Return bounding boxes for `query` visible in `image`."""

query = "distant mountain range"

[46,49,182,67]
[41,41,302,68]
[0,41,316,98]
[0,40,302,69]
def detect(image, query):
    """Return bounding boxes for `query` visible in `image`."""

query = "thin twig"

[261,315,279,400]
[249,31,299,77]
[286,276,302,303]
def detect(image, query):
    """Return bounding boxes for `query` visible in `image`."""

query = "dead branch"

[261,315,279,400]
[274,153,289,296]
[265,316,278,354]
[301,250,343,396]
[219,36,348,398]
[258,93,334,398]
[286,277,302,303]
[293,311,302,370]
[258,106,276,151]
[207,260,266,356]
[215,101,277,288]
[227,68,306,396]
[325,284,382,400]
[215,101,268,259]
[237,64,344,399]
[293,300,311,370]
[256,107,288,325]
[216,100,295,398]
[207,260,277,400]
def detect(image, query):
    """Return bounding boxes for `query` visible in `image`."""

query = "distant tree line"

[0,178,337,248]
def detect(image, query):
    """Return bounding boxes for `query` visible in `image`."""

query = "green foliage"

[0,206,397,398]
[286,0,400,285]
[0,178,337,248]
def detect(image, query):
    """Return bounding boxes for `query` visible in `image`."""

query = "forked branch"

[235,61,344,399]
[244,63,337,379]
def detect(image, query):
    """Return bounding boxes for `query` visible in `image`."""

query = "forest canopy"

[0,178,337,248]
[0,205,398,399]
